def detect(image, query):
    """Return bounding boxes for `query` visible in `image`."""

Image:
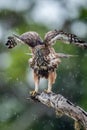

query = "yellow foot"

[30,90,37,96]
[44,89,52,94]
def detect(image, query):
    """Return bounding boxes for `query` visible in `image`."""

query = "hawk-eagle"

[6,30,87,95]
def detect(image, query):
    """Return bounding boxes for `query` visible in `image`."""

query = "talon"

[30,90,37,96]
[44,89,52,94]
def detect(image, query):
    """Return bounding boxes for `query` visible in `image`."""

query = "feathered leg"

[47,71,57,93]
[30,72,40,96]
[34,72,40,92]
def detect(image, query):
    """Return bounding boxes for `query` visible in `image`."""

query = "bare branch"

[30,92,87,130]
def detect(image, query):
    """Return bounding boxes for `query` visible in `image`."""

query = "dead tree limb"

[30,92,87,130]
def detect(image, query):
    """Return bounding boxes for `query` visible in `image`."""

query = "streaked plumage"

[44,30,87,48]
[6,30,87,94]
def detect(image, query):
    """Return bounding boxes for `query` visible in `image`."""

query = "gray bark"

[30,92,87,130]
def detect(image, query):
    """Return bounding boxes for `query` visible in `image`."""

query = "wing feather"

[6,32,43,48]
[44,30,87,48]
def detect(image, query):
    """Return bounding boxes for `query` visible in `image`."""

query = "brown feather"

[30,45,60,79]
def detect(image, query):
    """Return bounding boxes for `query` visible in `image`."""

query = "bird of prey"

[6,30,87,95]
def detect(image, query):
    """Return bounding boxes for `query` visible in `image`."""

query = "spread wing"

[44,30,87,48]
[6,32,43,48]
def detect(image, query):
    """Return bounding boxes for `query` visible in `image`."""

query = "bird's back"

[30,45,60,78]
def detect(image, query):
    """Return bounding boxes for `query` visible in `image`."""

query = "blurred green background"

[0,0,87,130]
